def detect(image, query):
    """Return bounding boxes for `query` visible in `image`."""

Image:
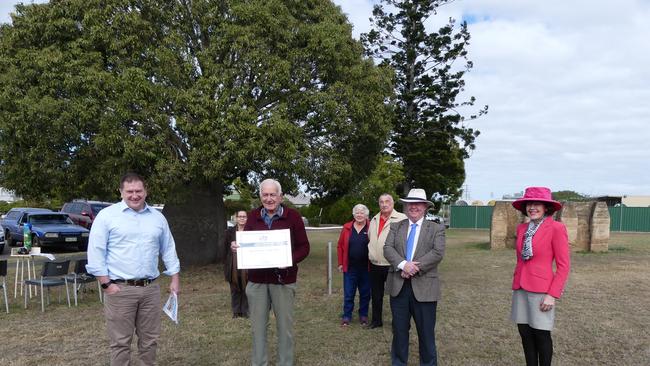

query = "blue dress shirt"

[86,201,180,280]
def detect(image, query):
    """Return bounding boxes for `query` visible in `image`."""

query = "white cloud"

[332,0,650,199]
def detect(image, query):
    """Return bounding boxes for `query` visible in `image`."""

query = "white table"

[9,248,52,298]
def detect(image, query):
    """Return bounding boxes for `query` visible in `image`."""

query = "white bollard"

[327,241,332,295]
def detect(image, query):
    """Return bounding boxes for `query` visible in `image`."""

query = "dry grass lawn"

[1,229,649,365]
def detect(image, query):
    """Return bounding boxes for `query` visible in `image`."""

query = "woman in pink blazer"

[511,187,570,366]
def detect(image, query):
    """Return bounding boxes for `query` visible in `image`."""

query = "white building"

[621,195,650,207]
[285,193,310,207]
[0,187,20,202]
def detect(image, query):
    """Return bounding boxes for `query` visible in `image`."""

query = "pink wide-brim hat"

[512,187,562,212]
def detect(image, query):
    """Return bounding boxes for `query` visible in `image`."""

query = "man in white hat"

[384,188,446,366]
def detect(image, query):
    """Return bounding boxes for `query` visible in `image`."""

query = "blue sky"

[3,1,650,201]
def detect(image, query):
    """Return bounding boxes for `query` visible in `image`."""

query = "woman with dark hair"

[223,210,249,318]
[511,187,571,366]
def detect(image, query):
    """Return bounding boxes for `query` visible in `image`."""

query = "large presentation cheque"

[236,229,293,269]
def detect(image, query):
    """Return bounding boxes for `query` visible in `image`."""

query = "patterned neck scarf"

[521,216,546,261]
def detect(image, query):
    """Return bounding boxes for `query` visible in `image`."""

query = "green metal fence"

[449,206,493,229]
[449,205,650,232]
[608,206,650,232]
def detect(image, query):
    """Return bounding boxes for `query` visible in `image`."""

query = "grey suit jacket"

[383,219,446,302]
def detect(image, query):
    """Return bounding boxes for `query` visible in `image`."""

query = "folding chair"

[24,260,71,312]
[65,259,102,306]
[0,260,9,313]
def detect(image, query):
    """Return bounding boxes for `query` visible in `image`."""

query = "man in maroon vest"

[239,178,310,366]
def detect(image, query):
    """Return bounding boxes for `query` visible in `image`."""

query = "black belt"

[112,278,157,287]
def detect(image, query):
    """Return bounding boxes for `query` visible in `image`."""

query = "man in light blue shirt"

[87,172,180,366]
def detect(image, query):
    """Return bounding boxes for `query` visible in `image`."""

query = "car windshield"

[91,204,111,215]
[29,214,73,225]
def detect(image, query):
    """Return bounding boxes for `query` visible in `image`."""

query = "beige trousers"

[104,283,162,366]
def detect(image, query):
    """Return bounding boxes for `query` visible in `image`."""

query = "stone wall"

[556,202,577,247]
[489,201,523,249]
[590,202,610,252]
[573,202,593,251]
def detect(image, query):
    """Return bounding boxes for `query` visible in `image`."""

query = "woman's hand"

[337,265,343,272]
[230,241,239,253]
[540,294,556,312]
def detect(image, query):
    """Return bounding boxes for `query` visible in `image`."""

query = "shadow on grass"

[576,245,628,254]
[465,242,491,250]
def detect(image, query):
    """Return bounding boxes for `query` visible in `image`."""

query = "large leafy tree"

[0,0,393,263]
[362,0,487,200]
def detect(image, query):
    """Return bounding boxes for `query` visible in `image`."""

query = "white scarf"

[522,216,546,261]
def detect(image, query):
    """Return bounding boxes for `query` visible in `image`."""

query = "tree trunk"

[163,179,226,266]
[402,182,411,196]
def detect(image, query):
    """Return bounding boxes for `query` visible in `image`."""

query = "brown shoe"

[360,317,369,326]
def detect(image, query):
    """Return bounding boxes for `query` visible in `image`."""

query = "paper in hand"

[163,292,179,324]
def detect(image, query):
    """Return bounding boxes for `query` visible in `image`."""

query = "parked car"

[60,200,113,229]
[425,213,449,228]
[1,208,90,251]
[2,207,51,248]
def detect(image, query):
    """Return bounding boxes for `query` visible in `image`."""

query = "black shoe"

[367,322,383,329]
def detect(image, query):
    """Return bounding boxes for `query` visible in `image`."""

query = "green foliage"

[223,177,256,216]
[0,201,12,214]
[552,190,590,202]
[301,155,404,225]
[320,195,358,225]
[353,155,404,212]
[0,0,393,203]
[298,204,321,226]
[223,199,250,218]
[361,0,487,200]
[0,198,63,213]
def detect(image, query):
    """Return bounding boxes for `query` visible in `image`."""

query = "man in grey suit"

[384,188,446,366]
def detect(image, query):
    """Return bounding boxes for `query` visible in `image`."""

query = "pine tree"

[362,0,487,200]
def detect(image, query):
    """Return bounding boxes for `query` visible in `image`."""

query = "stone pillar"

[573,202,593,251]
[490,201,522,249]
[590,202,610,252]
[557,202,578,247]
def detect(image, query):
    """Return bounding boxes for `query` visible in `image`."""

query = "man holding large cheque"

[231,178,310,366]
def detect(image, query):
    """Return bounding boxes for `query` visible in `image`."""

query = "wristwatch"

[101,280,113,289]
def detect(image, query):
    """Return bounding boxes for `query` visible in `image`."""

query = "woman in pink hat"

[510,187,571,366]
